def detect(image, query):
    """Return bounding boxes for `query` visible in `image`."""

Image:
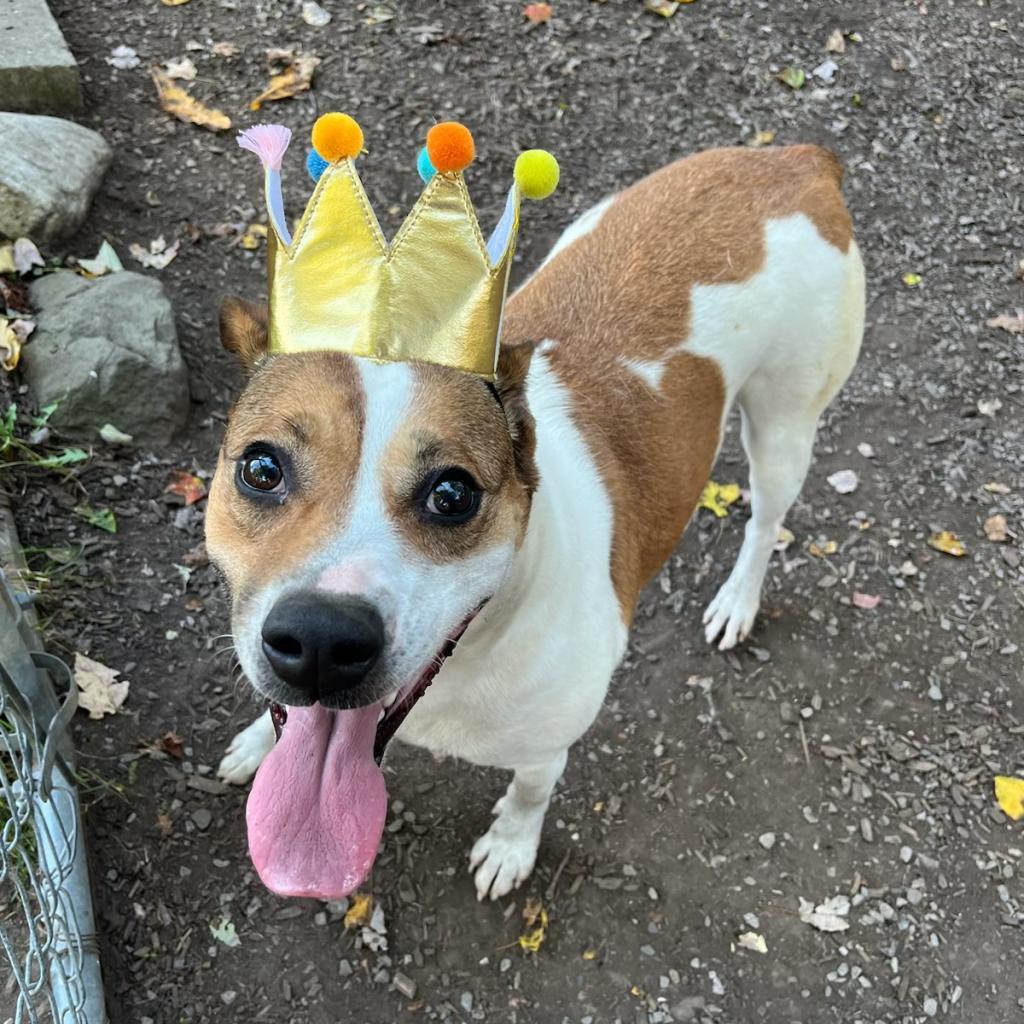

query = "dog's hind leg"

[218,710,276,784]
[468,750,568,901]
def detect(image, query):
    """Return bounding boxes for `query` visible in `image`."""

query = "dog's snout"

[261,592,385,701]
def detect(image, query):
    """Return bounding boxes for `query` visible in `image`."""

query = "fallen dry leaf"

[240,223,268,250]
[13,238,43,275]
[162,0,192,5]
[928,530,966,557]
[151,67,231,131]
[163,56,197,81]
[984,481,1011,495]
[902,272,922,287]
[774,526,795,552]
[156,812,174,838]
[129,236,180,270]
[210,919,240,947]
[778,66,806,90]
[249,54,320,111]
[0,319,21,372]
[344,893,373,930]
[156,731,185,759]
[77,240,124,277]
[524,2,553,22]
[212,40,239,57]
[699,481,741,518]
[748,129,776,147]
[166,469,207,505]
[799,894,849,932]
[809,539,838,557]
[977,397,1002,417]
[995,776,1024,821]
[645,0,679,16]
[825,28,846,53]
[986,310,1024,334]
[519,897,548,953]
[984,514,1008,543]
[99,423,133,445]
[0,243,14,275]
[852,592,881,610]
[75,653,130,720]
[108,45,140,70]
[737,930,768,954]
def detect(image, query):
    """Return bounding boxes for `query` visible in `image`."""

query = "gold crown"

[238,116,559,380]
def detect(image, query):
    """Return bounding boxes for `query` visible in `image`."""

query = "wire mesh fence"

[0,567,106,1024]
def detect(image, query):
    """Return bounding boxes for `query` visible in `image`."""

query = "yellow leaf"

[162,0,192,5]
[344,892,373,929]
[748,129,776,147]
[644,0,679,15]
[582,948,598,960]
[240,223,268,250]
[984,514,1008,543]
[809,539,838,557]
[699,481,741,518]
[0,319,21,372]
[995,776,1024,821]
[902,272,921,286]
[928,530,966,557]
[249,55,320,111]
[151,68,231,131]
[0,243,15,275]
[518,898,548,953]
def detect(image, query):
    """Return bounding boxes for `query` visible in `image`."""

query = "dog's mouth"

[245,611,479,901]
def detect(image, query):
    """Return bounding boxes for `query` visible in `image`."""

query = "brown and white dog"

[209,145,865,901]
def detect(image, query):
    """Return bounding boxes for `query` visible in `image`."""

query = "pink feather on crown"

[237,124,292,171]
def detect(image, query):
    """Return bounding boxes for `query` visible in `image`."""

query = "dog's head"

[206,297,536,898]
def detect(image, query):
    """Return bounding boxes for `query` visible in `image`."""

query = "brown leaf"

[75,653,130,719]
[984,514,1008,543]
[166,469,207,505]
[523,3,553,22]
[151,67,231,131]
[986,310,1024,334]
[825,28,846,53]
[249,54,320,111]
[157,731,186,759]
[156,813,174,838]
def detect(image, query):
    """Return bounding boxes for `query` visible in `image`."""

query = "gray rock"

[0,0,81,114]
[0,113,110,242]
[22,271,189,444]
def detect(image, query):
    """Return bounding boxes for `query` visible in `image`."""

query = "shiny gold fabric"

[267,159,519,379]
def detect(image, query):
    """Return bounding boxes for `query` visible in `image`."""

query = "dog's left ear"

[219,296,269,370]
[495,341,538,493]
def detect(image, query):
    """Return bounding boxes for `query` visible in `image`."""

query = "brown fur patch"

[503,145,851,619]
[383,363,534,562]
[219,296,270,368]
[206,353,364,607]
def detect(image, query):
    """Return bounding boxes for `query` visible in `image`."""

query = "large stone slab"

[0,112,110,242]
[0,0,81,113]
[22,271,190,445]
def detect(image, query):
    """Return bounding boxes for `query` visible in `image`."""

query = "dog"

[208,144,865,902]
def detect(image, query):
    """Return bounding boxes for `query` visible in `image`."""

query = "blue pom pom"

[417,146,436,185]
[306,149,329,184]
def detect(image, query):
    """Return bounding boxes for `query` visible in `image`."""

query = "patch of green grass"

[0,402,89,473]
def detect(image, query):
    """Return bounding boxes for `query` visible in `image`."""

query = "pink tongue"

[246,703,387,899]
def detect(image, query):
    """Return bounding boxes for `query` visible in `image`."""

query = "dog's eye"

[239,450,284,493]
[424,469,479,521]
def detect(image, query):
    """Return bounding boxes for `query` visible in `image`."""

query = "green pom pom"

[514,150,559,200]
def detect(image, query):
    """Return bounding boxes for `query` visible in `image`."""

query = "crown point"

[306,149,329,183]
[312,112,364,162]
[514,150,560,200]
[426,122,475,174]
[416,146,436,184]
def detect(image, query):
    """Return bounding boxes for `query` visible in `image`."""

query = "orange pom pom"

[426,122,475,174]
[311,112,363,162]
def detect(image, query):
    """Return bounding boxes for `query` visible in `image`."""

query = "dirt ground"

[7,0,1024,1021]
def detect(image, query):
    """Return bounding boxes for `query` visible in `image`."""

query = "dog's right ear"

[219,297,269,370]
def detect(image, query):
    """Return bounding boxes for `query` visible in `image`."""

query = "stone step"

[0,0,81,114]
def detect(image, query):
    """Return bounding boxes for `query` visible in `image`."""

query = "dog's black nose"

[261,592,385,701]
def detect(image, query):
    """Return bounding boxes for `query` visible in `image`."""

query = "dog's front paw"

[468,818,541,901]
[703,576,760,651]
[217,713,275,785]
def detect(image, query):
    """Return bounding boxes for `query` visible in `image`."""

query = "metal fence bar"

[0,564,107,1024]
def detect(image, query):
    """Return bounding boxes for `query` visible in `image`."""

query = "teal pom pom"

[416,146,436,185]
[306,149,329,183]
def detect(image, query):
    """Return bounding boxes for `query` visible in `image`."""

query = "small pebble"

[393,972,417,999]
[190,808,212,831]
[758,832,776,851]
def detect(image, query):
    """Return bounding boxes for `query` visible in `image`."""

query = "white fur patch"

[538,195,614,271]
[619,356,667,391]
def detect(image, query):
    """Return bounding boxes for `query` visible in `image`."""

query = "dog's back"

[503,146,865,624]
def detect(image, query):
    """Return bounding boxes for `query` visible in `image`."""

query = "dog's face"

[206,298,537,718]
